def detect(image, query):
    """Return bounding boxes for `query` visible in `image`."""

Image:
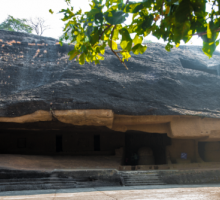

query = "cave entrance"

[94,135,100,151]
[0,121,125,171]
[56,135,63,153]
[124,132,171,166]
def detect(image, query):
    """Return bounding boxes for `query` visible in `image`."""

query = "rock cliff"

[0,30,220,118]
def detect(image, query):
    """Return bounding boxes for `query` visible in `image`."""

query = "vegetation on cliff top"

[0,15,32,33]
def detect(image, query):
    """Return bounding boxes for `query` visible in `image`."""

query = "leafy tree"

[51,0,220,68]
[0,15,32,33]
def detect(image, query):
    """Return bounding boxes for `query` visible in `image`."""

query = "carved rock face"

[0,30,220,118]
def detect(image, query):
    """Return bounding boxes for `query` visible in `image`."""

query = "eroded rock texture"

[0,30,220,118]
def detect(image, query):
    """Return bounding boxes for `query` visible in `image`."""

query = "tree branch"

[161,0,164,16]
[193,27,220,36]
[99,24,112,40]
[110,26,128,70]
[29,17,50,36]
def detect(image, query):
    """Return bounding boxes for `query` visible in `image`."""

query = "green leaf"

[76,33,85,43]
[175,0,191,23]
[68,50,79,60]
[202,41,216,58]
[96,54,104,60]
[104,11,128,25]
[120,51,131,61]
[86,8,101,18]
[79,53,86,64]
[65,0,71,5]
[120,28,132,40]
[216,39,220,47]
[141,15,154,29]
[207,23,212,39]
[108,39,118,50]
[49,9,54,14]
[95,12,104,24]
[127,3,144,13]
[112,28,119,40]
[106,0,110,8]
[118,3,124,10]
[86,26,94,37]
[119,28,132,51]
[132,13,139,20]
[165,43,173,52]
[89,27,101,45]
[133,34,143,45]
[99,43,106,54]
[131,44,147,55]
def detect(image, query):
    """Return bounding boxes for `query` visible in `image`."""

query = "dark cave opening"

[124,132,171,166]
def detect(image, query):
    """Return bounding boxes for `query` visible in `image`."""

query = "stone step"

[123,176,160,177]
[125,180,162,182]
[0,178,81,183]
[121,174,159,177]
[123,182,164,185]
[125,182,162,185]
[125,183,165,186]
[0,177,88,181]
[121,175,159,177]
[0,178,117,191]
[121,172,159,173]
[124,179,161,181]
[120,171,165,186]
[122,176,159,179]
[0,181,80,186]
[124,179,160,182]
[0,177,72,181]
[0,184,78,192]
[0,180,94,191]
[123,177,160,180]
[121,173,159,175]
[123,179,160,181]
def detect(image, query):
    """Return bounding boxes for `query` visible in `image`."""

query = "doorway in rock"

[124,131,171,166]
[56,135,63,153]
[198,142,206,162]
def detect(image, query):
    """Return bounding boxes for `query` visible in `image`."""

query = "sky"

[0,0,91,39]
[0,0,217,50]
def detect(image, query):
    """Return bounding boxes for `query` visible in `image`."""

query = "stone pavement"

[0,185,220,199]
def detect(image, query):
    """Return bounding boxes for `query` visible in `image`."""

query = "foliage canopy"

[52,0,220,68]
[0,15,32,33]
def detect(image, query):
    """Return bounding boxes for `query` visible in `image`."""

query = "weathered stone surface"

[0,30,220,118]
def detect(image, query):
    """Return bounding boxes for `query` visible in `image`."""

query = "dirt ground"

[0,185,220,200]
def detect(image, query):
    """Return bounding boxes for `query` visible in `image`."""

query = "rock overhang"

[1,109,220,141]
